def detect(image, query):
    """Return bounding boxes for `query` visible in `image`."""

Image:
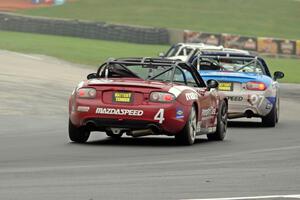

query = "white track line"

[12,52,43,61]
[182,194,300,200]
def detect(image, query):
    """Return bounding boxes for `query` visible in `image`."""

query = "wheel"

[69,119,90,143]
[207,101,228,141]
[175,106,197,145]
[262,99,277,127]
[106,130,123,139]
[276,98,280,123]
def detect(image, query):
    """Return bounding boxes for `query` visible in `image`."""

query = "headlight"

[77,88,96,98]
[150,92,175,103]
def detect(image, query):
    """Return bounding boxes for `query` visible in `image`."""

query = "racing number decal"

[154,109,165,124]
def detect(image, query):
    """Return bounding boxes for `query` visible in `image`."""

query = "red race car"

[69,58,228,145]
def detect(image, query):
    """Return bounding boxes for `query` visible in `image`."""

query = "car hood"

[200,70,272,86]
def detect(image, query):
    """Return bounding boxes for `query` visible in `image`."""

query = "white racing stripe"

[168,85,199,98]
[182,194,300,200]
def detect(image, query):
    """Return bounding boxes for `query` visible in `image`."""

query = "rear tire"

[207,101,228,141]
[69,119,90,143]
[276,98,280,123]
[262,100,277,127]
[175,106,197,145]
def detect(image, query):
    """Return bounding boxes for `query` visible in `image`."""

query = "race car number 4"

[154,109,165,124]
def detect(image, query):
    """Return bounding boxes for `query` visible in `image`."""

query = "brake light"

[150,92,175,103]
[77,88,96,98]
[246,82,266,91]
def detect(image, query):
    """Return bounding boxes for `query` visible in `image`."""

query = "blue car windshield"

[196,58,266,75]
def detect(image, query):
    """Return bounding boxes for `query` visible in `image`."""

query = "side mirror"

[273,71,284,81]
[206,79,219,90]
[158,52,165,57]
[87,73,97,80]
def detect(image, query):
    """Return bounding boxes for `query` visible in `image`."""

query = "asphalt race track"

[0,50,299,200]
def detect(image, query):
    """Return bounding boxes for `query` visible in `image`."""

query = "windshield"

[195,57,266,75]
[165,45,181,57]
[165,45,194,57]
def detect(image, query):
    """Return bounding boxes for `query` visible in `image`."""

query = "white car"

[161,43,250,61]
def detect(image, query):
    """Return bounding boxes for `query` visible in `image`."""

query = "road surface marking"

[182,194,300,200]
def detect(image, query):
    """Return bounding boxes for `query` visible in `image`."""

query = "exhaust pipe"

[129,129,153,137]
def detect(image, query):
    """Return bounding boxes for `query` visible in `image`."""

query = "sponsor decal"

[228,96,243,101]
[113,92,132,103]
[96,107,143,116]
[218,82,233,91]
[176,108,184,119]
[186,92,198,100]
[202,107,216,118]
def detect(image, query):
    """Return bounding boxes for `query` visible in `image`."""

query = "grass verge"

[18,0,300,40]
[0,31,299,83]
[0,31,166,65]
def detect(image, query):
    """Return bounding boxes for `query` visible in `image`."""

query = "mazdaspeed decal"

[96,107,143,116]
[228,96,243,101]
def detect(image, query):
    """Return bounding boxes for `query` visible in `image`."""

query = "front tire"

[175,106,197,145]
[207,101,228,141]
[69,119,90,143]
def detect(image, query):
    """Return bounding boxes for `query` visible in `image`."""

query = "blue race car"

[191,51,284,127]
